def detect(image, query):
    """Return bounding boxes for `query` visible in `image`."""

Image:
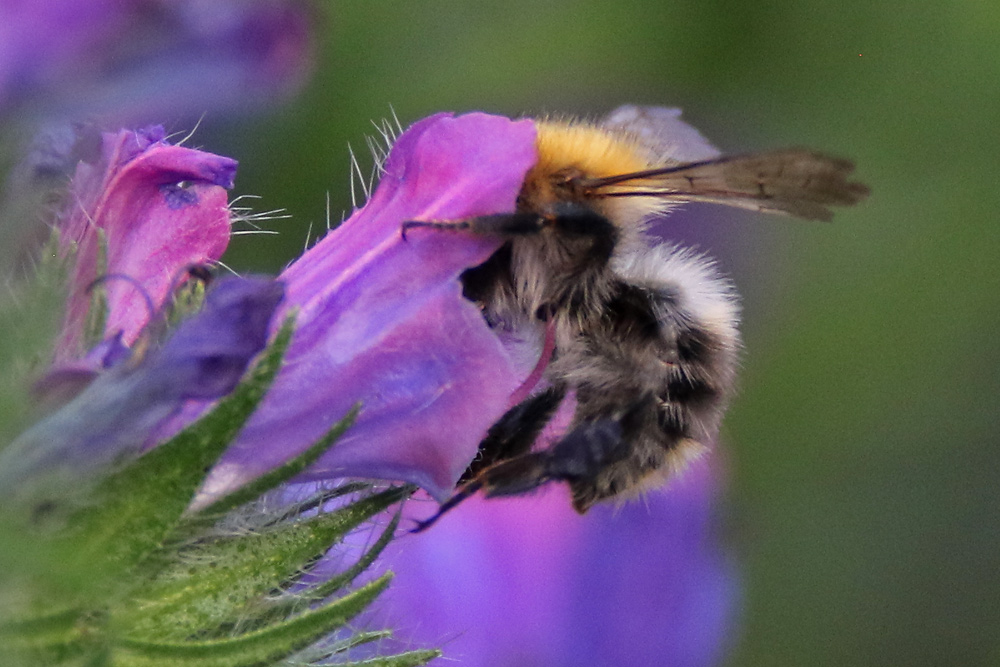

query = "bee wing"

[602,105,722,163]
[584,148,871,221]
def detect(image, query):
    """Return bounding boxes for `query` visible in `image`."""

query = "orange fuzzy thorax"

[534,119,652,180]
[521,119,672,232]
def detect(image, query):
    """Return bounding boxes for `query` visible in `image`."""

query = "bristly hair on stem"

[0,307,439,667]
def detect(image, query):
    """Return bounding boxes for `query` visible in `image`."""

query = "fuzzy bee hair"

[407,106,868,529]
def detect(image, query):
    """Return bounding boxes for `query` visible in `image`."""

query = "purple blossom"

[185,110,733,665]
[193,112,539,504]
[216,109,731,666]
[146,275,284,400]
[3,119,253,493]
[375,460,735,667]
[54,124,235,361]
[0,276,284,495]
[0,0,314,124]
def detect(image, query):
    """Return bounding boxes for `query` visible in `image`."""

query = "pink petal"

[56,126,234,360]
[195,112,539,504]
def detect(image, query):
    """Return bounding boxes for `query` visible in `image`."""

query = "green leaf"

[82,229,109,351]
[0,235,70,450]
[0,275,443,665]
[0,606,86,643]
[116,486,410,641]
[337,649,443,667]
[165,272,208,328]
[57,317,295,588]
[306,629,392,658]
[114,574,393,667]
[2,615,108,667]
[226,507,405,636]
[294,636,441,667]
[191,403,361,518]
[308,506,402,598]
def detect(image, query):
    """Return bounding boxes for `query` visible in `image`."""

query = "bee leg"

[413,444,572,533]
[401,213,543,240]
[468,406,642,503]
[409,438,572,532]
[410,477,487,533]
[411,395,652,532]
[411,387,566,533]
[463,385,567,480]
[402,205,617,246]
[545,393,659,513]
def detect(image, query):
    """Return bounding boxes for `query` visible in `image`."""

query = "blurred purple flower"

[374,460,735,667]
[54,124,235,362]
[0,276,284,495]
[192,112,539,505]
[0,0,314,124]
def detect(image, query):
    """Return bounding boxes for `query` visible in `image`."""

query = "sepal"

[1,317,437,666]
[47,316,298,591]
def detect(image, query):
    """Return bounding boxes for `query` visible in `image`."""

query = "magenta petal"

[376,461,735,667]
[56,126,234,360]
[196,112,538,503]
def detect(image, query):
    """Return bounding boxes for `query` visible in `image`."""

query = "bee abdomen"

[557,246,740,508]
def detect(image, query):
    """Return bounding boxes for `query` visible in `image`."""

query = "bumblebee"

[405,106,869,528]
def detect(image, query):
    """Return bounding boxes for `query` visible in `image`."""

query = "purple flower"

[12,109,736,664]
[375,459,735,667]
[193,112,539,504]
[54,124,235,362]
[193,109,731,666]
[0,276,284,495]
[187,111,734,665]
[0,0,314,124]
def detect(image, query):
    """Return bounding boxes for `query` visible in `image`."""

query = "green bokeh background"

[204,3,997,665]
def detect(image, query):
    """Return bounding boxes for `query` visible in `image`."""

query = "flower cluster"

[0,120,440,667]
[0,109,734,666]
